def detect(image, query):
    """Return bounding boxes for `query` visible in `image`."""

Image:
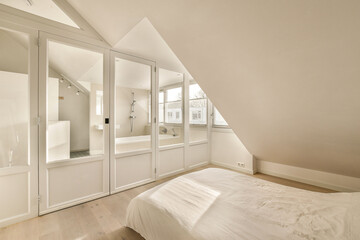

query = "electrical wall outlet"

[237,162,245,168]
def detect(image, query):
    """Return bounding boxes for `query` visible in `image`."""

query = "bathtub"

[116,134,176,144]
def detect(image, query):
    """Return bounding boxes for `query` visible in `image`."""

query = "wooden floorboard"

[0,164,334,240]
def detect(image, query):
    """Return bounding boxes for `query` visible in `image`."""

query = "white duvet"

[126,168,360,240]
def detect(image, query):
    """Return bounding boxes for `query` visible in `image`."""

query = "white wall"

[211,128,254,174]
[189,125,207,142]
[59,80,90,152]
[256,160,360,192]
[89,83,103,154]
[0,71,28,168]
[48,78,59,121]
[116,87,149,137]
[0,30,27,74]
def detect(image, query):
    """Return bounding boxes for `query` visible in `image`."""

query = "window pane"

[189,82,208,142]
[166,87,182,102]
[47,41,103,162]
[165,101,182,123]
[189,84,206,99]
[159,91,164,104]
[214,107,228,126]
[189,99,207,124]
[159,68,183,146]
[0,29,29,168]
[115,57,152,153]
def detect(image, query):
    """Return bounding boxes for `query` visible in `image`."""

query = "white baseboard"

[256,160,360,192]
[211,161,255,175]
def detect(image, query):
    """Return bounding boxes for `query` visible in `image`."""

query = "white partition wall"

[0,3,216,228]
[38,32,110,214]
[187,81,210,169]
[110,52,156,193]
[156,68,186,178]
[0,22,38,227]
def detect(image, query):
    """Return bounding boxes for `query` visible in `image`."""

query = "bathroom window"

[96,91,103,116]
[213,107,228,126]
[189,84,207,125]
[165,87,182,124]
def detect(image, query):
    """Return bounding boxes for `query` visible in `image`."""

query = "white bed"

[126,168,360,240]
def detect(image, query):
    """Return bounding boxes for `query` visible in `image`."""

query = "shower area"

[113,59,184,154]
[113,57,153,153]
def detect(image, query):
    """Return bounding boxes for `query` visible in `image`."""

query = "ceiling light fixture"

[67,84,72,89]
[60,78,64,83]
[76,91,80,96]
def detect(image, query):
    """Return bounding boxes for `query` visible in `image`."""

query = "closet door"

[38,32,110,214]
[0,22,38,227]
[110,51,156,193]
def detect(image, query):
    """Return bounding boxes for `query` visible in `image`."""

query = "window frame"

[159,82,184,126]
[189,82,208,126]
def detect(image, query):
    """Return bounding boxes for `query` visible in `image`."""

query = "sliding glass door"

[39,32,110,214]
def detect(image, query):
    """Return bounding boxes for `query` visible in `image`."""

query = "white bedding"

[126,168,360,240]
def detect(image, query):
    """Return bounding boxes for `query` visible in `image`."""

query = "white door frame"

[109,51,156,193]
[0,20,38,227]
[38,32,110,214]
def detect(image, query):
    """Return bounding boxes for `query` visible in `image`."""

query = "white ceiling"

[113,18,191,77]
[48,39,183,90]
[115,58,151,90]
[65,0,360,177]
[48,40,102,83]
[159,68,183,88]
[0,0,78,28]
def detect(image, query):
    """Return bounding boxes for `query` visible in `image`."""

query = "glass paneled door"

[38,32,110,214]
[156,68,185,178]
[110,51,155,193]
[0,23,38,228]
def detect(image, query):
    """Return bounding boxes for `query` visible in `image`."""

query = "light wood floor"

[0,165,334,240]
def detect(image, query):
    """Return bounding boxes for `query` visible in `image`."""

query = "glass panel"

[189,83,206,100]
[0,0,79,28]
[166,87,182,102]
[189,83,208,142]
[47,41,103,162]
[214,107,228,126]
[115,57,152,154]
[158,91,164,123]
[159,68,184,146]
[0,28,29,168]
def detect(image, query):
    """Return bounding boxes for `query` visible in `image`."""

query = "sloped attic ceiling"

[114,18,192,77]
[67,0,360,177]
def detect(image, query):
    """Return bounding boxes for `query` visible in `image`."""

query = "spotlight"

[60,78,64,83]
[76,91,80,96]
[67,84,72,89]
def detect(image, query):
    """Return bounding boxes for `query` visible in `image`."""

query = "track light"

[76,91,80,96]
[67,84,72,89]
[60,78,64,83]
